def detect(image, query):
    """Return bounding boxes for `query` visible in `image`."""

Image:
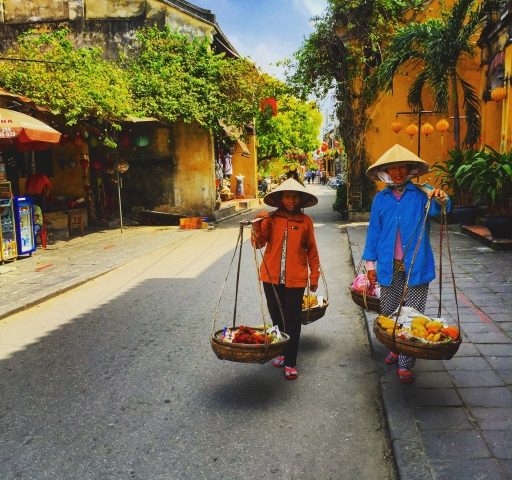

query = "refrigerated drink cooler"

[14,196,36,256]
[0,181,17,262]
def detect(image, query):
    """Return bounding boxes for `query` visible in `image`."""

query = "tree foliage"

[255,95,322,161]
[124,26,272,134]
[0,25,321,160]
[0,28,135,126]
[286,0,424,198]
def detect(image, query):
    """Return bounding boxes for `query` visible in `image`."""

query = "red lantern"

[259,97,278,116]
[391,121,403,134]
[321,143,328,152]
[491,87,507,102]
[120,133,131,147]
[92,160,102,170]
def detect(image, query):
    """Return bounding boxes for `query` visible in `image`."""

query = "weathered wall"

[0,0,214,59]
[172,120,216,216]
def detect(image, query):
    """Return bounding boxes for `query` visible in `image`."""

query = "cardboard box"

[179,217,203,229]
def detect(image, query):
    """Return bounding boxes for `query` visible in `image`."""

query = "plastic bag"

[351,274,379,297]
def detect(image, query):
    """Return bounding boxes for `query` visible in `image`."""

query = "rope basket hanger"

[301,265,329,325]
[210,220,290,364]
[373,200,462,360]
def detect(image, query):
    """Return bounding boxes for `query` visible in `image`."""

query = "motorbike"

[258,177,271,196]
[327,174,345,189]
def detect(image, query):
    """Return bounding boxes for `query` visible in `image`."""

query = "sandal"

[272,355,285,368]
[397,369,415,383]
[385,352,399,364]
[284,366,298,380]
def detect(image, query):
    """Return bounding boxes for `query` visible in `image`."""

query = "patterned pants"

[380,269,429,370]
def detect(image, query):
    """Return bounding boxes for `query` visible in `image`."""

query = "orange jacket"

[251,209,320,288]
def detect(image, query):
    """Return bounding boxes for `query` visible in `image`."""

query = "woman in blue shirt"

[362,144,450,383]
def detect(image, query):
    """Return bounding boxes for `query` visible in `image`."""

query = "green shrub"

[332,182,348,220]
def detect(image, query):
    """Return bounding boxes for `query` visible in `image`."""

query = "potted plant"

[454,146,512,238]
[432,146,480,225]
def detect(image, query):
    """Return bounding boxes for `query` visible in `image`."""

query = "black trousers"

[263,282,305,367]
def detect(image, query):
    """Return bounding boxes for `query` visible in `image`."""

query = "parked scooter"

[327,174,345,189]
[258,177,271,196]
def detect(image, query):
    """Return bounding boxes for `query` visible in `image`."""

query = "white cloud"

[229,33,293,79]
[292,0,327,17]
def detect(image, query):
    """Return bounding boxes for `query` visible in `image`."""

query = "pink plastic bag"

[351,273,379,297]
[351,274,369,292]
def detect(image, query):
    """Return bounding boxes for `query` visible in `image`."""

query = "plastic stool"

[35,222,47,249]
[68,213,85,236]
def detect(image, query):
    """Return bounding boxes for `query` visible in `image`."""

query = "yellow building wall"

[480,30,512,152]
[230,134,257,198]
[172,120,216,216]
[49,143,89,197]
[366,0,482,188]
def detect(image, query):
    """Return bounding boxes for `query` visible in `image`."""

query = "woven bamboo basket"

[350,286,381,313]
[301,301,329,325]
[373,321,461,360]
[211,328,290,364]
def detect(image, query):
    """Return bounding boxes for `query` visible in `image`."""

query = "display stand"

[0,182,18,262]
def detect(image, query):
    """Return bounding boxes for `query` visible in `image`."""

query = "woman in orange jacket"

[251,178,320,380]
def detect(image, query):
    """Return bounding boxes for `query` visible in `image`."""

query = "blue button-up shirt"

[362,183,451,286]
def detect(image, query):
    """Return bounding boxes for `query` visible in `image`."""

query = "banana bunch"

[302,294,318,309]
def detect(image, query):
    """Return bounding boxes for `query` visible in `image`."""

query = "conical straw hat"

[264,178,318,208]
[366,144,429,180]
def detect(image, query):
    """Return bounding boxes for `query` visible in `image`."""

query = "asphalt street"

[3,182,509,479]
[0,184,396,480]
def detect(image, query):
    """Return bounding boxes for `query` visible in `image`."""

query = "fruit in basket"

[302,294,318,309]
[377,315,396,330]
[442,326,459,340]
[411,316,429,328]
[412,325,427,338]
[425,320,444,333]
[232,325,273,344]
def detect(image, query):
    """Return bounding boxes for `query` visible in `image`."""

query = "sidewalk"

[347,223,512,480]
[0,225,197,320]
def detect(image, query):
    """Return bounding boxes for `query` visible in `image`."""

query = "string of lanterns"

[390,118,450,141]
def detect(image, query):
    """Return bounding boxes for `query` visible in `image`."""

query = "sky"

[193,0,328,80]
[193,0,332,130]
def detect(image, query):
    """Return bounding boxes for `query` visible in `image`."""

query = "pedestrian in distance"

[251,178,320,380]
[362,144,450,383]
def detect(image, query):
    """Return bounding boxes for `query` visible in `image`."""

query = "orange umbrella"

[0,108,61,149]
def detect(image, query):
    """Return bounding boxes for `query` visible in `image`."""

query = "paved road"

[0,184,396,480]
